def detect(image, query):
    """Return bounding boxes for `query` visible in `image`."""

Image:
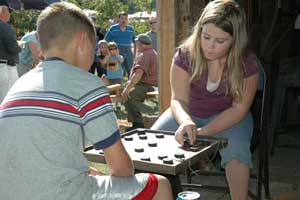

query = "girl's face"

[99,44,108,54]
[109,46,118,55]
[200,23,233,61]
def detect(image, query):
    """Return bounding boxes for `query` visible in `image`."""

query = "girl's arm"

[117,55,124,63]
[170,63,197,145]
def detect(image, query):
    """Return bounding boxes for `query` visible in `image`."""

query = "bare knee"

[153,175,173,200]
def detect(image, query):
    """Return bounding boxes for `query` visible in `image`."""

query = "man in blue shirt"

[105,11,135,77]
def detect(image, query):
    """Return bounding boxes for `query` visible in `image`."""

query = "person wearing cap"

[145,17,158,52]
[122,34,158,130]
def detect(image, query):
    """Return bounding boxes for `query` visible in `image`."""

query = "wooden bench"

[107,84,122,95]
[106,84,123,103]
[107,84,158,103]
[145,90,159,100]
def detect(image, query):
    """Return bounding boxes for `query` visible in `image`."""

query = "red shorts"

[132,173,158,200]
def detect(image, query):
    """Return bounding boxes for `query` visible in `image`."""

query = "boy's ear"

[75,31,87,51]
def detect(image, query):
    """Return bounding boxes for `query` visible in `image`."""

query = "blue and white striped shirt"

[104,24,135,49]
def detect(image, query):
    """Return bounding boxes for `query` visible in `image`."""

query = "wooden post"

[157,0,207,114]
[157,0,175,113]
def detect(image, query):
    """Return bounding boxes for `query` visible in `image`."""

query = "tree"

[10,10,40,37]
[68,0,128,29]
[10,0,156,37]
[70,0,155,35]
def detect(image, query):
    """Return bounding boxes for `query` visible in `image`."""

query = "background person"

[105,11,135,77]
[88,16,101,77]
[104,42,124,85]
[97,39,108,78]
[0,2,173,200]
[145,17,158,52]
[0,5,21,103]
[122,34,157,130]
[151,1,259,200]
[17,30,41,77]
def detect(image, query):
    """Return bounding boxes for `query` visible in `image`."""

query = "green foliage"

[62,0,155,30]
[130,0,153,12]
[10,10,40,37]
[9,0,156,37]
[129,20,150,35]
[93,0,129,29]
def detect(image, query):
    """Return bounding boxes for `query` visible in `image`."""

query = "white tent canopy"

[128,11,156,21]
[83,9,98,17]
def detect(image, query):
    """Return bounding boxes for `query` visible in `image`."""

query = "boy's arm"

[103,138,134,176]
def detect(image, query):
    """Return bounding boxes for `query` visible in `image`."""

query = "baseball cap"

[135,34,152,45]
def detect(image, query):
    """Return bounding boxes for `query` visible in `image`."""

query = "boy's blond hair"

[37,2,95,51]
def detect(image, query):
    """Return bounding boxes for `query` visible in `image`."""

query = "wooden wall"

[157,0,300,119]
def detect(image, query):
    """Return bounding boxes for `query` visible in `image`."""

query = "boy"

[0,2,173,200]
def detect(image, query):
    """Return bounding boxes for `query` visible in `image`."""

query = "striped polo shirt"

[104,24,135,49]
[0,60,120,200]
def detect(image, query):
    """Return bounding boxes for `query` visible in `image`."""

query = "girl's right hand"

[175,119,197,145]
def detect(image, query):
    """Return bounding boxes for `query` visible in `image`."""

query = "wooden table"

[84,129,223,196]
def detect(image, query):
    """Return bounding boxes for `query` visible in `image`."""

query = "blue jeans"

[120,50,133,77]
[151,108,253,168]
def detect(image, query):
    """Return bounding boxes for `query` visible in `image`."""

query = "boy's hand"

[87,167,104,176]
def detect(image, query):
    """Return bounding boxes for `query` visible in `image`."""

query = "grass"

[114,99,159,120]
[89,162,110,175]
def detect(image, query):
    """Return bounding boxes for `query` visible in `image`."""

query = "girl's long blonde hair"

[181,0,248,101]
